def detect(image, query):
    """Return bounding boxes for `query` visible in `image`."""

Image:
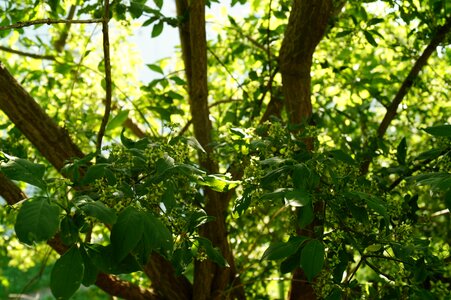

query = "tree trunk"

[175,1,244,299]
[278,1,336,299]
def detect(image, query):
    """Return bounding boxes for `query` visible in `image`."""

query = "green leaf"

[146,63,164,74]
[141,212,173,257]
[110,207,144,261]
[79,246,99,287]
[197,237,229,267]
[60,216,79,246]
[300,239,325,281]
[80,163,116,185]
[396,137,407,165]
[0,156,46,189]
[152,21,164,37]
[199,174,240,192]
[153,0,163,9]
[329,149,355,165]
[50,246,84,299]
[297,204,314,228]
[363,30,377,46]
[129,0,146,18]
[285,189,311,207]
[262,236,308,261]
[106,110,129,132]
[15,197,60,245]
[424,125,451,137]
[79,201,117,225]
[445,190,451,212]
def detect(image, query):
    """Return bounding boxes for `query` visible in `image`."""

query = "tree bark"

[175,1,244,299]
[278,1,336,299]
[0,63,84,170]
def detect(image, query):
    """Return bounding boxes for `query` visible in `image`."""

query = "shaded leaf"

[110,207,144,261]
[197,237,229,267]
[152,21,164,37]
[0,156,46,189]
[300,239,325,281]
[396,137,407,165]
[262,236,308,261]
[50,246,84,299]
[15,197,60,245]
[79,201,117,225]
[424,125,451,137]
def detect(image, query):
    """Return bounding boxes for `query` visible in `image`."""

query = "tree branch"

[0,45,56,60]
[360,16,451,174]
[0,18,103,31]
[96,0,113,152]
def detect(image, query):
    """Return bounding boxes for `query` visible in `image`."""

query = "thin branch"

[377,16,451,139]
[96,0,112,152]
[360,16,451,174]
[54,4,78,52]
[0,18,103,31]
[0,45,56,60]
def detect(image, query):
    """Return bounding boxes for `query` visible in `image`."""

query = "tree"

[0,0,450,299]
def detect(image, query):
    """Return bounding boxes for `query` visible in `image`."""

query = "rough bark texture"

[143,253,193,300]
[279,0,333,126]
[278,1,335,299]
[176,1,244,299]
[0,173,27,204]
[0,63,84,170]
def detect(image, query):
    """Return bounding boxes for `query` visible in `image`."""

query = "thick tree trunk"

[278,1,336,299]
[175,1,244,299]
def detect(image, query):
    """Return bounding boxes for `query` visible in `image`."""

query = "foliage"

[0,0,450,299]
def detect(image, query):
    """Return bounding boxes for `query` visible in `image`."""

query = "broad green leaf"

[297,204,314,228]
[79,246,99,286]
[199,174,240,192]
[280,251,301,274]
[106,110,129,132]
[79,201,117,225]
[50,246,84,299]
[161,182,176,212]
[84,244,140,275]
[300,239,325,281]
[197,237,229,267]
[153,0,163,9]
[292,164,310,189]
[141,212,173,257]
[0,156,46,189]
[152,21,164,37]
[396,137,407,165]
[110,206,144,261]
[146,63,164,74]
[187,209,214,233]
[15,197,60,245]
[262,236,308,261]
[329,149,355,165]
[80,163,116,185]
[60,216,79,246]
[424,125,451,137]
[129,0,146,18]
[285,189,311,207]
[445,190,451,212]
[409,172,451,191]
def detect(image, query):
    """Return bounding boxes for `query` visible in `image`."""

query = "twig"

[96,0,112,152]
[0,18,103,31]
[0,45,56,60]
